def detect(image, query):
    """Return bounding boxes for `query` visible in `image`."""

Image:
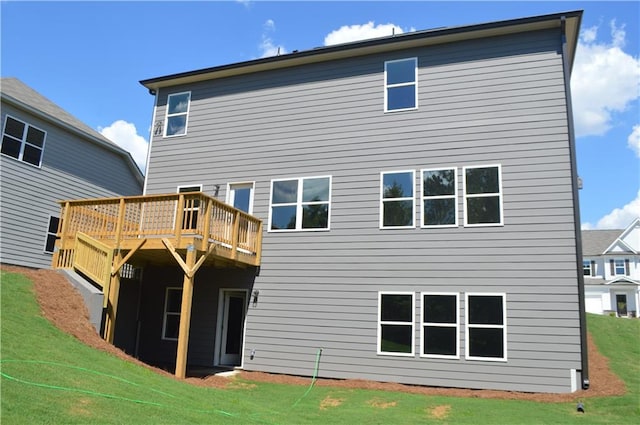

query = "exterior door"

[220,290,247,365]
[227,183,254,214]
[616,294,628,316]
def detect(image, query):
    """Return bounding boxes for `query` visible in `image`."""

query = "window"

[162,287,182,340]
[378,292,414,356]
[1,115,46,166]
[583,260,594,276]
[164,92,191,137]
[380,170,415,228]
[463,165,503,226]
[465,293,507,361]
[612,259,628,276]
[227,182,255,214]
[43,215,60,254]
[269,176,331,231]
[178,185,202,230]
[384,58,417,112]
[421,293,459,358]
[422,168,457,227]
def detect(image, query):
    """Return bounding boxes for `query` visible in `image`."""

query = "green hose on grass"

[292,347,323,408]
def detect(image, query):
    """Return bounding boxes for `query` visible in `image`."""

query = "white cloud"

[259,19,286,58]
[582,191,640,229]
[571,20,640,137]
[628,125,640,157]
[324,22,413,46]
[98,120,148,172]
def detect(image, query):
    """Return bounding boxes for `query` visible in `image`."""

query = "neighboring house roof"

[582,230,624,256]
[0,77,144,185]
[140,10,582,91]
[585,276,640,286]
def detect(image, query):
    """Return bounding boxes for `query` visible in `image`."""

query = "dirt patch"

[367,397,397,409]
[2,265,627,402]
[319,395,344,410]
[428,404,451,419]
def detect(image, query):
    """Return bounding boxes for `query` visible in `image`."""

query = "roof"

[582,230,624,256]
[0,78,144,184]
[140,10,582,91]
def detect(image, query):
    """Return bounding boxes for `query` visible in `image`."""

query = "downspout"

[560,15,589,390]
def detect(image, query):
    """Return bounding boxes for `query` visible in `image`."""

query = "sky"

[1,0,639,230]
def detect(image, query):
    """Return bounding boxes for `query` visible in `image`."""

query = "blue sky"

[2,0,639,229]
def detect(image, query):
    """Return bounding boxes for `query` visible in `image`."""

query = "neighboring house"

[0,78,144,269]
[53,11,588,393]
[582,218,640,318]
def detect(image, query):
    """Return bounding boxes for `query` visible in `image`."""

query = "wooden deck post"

[175,245,196,379]
[104,250,122,343]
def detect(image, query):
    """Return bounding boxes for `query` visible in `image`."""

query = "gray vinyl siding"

[144,28,582,392]
[0,103,143,269]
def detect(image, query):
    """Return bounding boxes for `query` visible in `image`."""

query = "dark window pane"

[166,115,186,136]
[166,289,182,313]
[424,326,456,356]
[45,235,57,253]
[26,127,45,147]
[423,295,456,323]
[302,177,329,202]
[386,59,415,85]
[468,328,504,358]
[164,314,180,339]
[302,204,328,229]
[467,196,500,224]
[1,136,21,158]
[168,93,189,114]
[272,180,298,204]
[383,200,413,226]
[22,145,42,166]
[383,172,413,198]
[4,117,25,139]
[233,188,251,213]
[380,324,412,353]
[271,205,297,230]
[468,295,503,325]
[424,169,455,196]
[381,294,412,322]
[465,167,499,194]
[387,86,415,110]
[424,199,455,226]
[48,217,60,233]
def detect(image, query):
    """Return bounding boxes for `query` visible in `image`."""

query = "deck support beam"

[175,245,196,379]
[104,250,123,343]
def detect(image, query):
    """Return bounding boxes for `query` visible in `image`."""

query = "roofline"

[603,217,640,254]
[140,10,583,91]
[1,92,144,185]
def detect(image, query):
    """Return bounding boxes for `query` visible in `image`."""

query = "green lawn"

[1,270,639,424]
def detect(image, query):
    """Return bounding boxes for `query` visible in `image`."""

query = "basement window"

[421,293,459,358]
[43,215,60,254]
[378,292,415,356]
[162,287,182,341]
[465,293,507,361]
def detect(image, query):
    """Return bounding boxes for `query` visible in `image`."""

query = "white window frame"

[43,215,60,254]
[380,170,415,229]
[420,292,459,359]
[613,259,626,276]
[463,164,504,227]
[162,287,182,341]
[226,181,255,214]
[583,259,593,277]
[1,114,47,167]
[268,175,332,232]
[384,57,418,112]
[421,167,458,228]
[164,91,191,137]
[465,293,507,362]
[177,184,202,230]
[377,291,415,357]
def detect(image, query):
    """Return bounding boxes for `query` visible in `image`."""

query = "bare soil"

[2,265,627,402]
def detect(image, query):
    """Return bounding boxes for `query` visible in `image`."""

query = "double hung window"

[463,165,503,226]
[164,92,191,137]
[583,260,594,276]
[43,215,60,254]
[384,58,417,112]
[465,293,507,361]
[612,259,627,276]
[162,287,182,340]
[421,293,459,358]
[1,115,46,166]
[378,292,414,356]
[421,168,457,227]
[269,176,331,231]
[380,170,415,228]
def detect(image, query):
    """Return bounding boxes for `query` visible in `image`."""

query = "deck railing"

[55,192,263,267]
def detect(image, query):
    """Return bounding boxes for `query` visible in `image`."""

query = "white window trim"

[162,287,182,341]
[42,214,59,254]
[380,170,416,229]
[583,259,594,277]
[420,292,460,359]
[226,181,255,214]
[613,259,626,276]
[463,164,504,227]
[384,57,418,113]
[268,175,332,232]
[420,167,458,228]
[377,291,415,357]
[1,114,47,168]
[465,292,507,362]
[163,91,191,137]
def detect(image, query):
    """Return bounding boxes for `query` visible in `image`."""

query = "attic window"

[1,115,46,167]
[164,92,191,137]
[384,58,417,112]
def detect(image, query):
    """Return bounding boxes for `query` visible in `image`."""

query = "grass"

[1,269,639,424]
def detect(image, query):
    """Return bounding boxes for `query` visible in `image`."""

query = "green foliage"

[1,271,639,424]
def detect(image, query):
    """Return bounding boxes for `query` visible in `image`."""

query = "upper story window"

[611,259,628,276]
[269,176,331,231]
[164,92,191,137]
[465,293,507,361]
[1,115,46,167]
[583,260,595,277]
[380,170,415,229]
[384,58,417,112]
[378,292,415,356]
[43,215,60,254]
[421,293,459,358]
[463,165,503,227]
[421,168,457,227]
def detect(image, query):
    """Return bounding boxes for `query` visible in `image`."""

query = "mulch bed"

[2,264,626,402]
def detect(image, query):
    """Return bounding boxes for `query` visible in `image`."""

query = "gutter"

[560,15,589,390]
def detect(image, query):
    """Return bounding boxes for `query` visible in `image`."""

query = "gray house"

[0,78,144,269]
[54,11,588,393]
